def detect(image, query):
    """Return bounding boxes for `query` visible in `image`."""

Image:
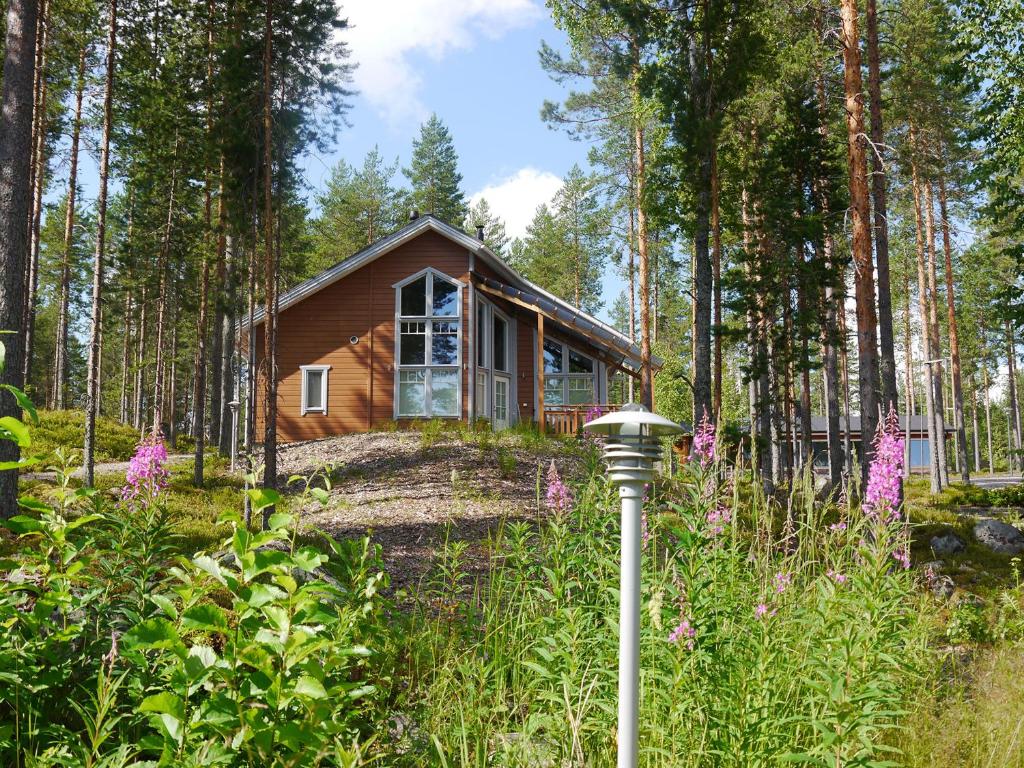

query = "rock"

[973,519,1024,555]
[929,574,956,600]
[930,532,966,557]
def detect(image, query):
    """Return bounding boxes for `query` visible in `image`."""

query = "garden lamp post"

[583,404,684,768]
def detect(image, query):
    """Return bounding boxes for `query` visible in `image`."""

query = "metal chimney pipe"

[476,224,485,242]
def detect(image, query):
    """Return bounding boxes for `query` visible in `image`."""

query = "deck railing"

[543,404,615,436]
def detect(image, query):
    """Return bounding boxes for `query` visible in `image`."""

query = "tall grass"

[392,451,930,766]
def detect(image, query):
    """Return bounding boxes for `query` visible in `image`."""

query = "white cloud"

[471,167,563,239]
[340,0,542,126]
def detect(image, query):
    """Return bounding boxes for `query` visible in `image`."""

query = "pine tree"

[464,197,509,255]
[312,147,407,271]
[404,114,467,225]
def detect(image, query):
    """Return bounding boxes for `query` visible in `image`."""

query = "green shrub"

[29,409,141,466]
[946,599,992,644]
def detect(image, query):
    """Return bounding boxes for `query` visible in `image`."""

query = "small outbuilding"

[241,214,657,443]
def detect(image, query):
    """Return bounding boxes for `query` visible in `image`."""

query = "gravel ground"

[273,431,586,593]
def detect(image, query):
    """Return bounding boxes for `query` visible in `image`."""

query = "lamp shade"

[583,406,686,437]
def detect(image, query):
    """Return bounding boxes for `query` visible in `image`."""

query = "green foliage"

[28,409,141,466]
[401,454,928,766]
[310,147,409,272]
[0,406,389,765]
[946,599,992,644]
[463,197,509,255]
[404,114,467,226]
[508,166,610,314]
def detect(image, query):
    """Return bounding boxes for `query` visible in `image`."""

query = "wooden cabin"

[241,214,657,443]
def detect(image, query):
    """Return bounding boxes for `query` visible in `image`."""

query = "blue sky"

[297,0,626,319]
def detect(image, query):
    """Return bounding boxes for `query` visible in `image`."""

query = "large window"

[395,270,462,418]
[300,365,330,415]
[543,340,594,406]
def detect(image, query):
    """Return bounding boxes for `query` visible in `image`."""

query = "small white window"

[300,365,330,415]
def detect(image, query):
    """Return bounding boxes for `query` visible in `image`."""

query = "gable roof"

[244,214,657,371]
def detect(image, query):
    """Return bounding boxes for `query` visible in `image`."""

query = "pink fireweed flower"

[545,460,572,513]
[691,410,716,465]
[892,546,911,570]
[773,571,792,594]
[641,507,650,549]
[706,505,732,536]
[826,569,847,584]
[668,617,696,648]
[755,603,776,620]
[121,432,170,504]
[829,521,847,532]
[863,406,905,522]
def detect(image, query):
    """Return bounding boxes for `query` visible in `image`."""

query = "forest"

[0,0,1022,507]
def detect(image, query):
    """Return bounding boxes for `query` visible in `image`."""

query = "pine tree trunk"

[903,268,914,477]
[840,0,880,469]
[911,151,941,492]
[741,186,763,481]
[1007,320,1022,473]
[712,146,723,420]
[261,0,278,526]
[813,20,843,489]
[626,198,636,404]
[23,0,48,387]
[167,309,178,448]
[924,179,949,486]
[837,294,854,476]
[0,0,39,517]
[120,285,132,423]
[632,56,653,410]
[983,363,994,473]
[133,284,147,430]
[219,235,236,456]
[83,0,116,488]
[971,374,981,474]
[52,43,86,411]
[152,138,178,435]
[865,0,898,416]
[937,175,968,482]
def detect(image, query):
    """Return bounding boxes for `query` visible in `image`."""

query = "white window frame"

[542,339,595,407]
[393,268,465,419]
[300,364,331,415]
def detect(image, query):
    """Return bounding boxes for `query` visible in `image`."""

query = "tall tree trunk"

[152,137,179,435]
[712,146,723,419]
[983,363,994,472]
[133,283,147,430]
[626,197,636,403]
[741,186,764,482]
[219,235,236,456]
[903,267,913,477]
[23,0,48,387]
[924,179,949,486]
[167,306,178,448]
[813,20,843,489]
[840,0,880,469]
[52,43,86,411]
[0,0,39,517]
[865,0,898,416]
[938,175,968,482]
[911,152,941,492]
[195,7,215,486]
[261,0,278,526]
[837,295,854,475]
[632,54,653,410]
[120,285,132,423]
[971,374,981,474]
[83,0,116,488]
[1007,320,1022,473]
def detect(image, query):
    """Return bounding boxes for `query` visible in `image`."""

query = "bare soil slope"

[276,430,585,591]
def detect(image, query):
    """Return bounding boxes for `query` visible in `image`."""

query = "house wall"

[254,230,472,443]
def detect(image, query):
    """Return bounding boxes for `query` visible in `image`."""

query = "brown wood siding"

[255,230,471,443]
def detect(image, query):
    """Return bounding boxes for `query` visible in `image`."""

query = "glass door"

[493,375,510,430]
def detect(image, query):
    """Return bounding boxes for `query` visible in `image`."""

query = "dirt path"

[275,431,586,593]
[22,454,192,482]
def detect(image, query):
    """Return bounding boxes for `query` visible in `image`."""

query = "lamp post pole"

[584,405,685,768]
